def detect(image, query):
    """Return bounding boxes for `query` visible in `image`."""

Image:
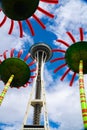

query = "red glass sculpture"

[0,0,58,37]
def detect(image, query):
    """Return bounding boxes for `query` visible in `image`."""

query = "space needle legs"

[21,79,49,130]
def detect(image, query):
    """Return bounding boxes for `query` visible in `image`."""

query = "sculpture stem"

[79,60,87,129]
[0,74,14,105]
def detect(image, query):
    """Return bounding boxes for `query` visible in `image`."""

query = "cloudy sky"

[0,0,87,130]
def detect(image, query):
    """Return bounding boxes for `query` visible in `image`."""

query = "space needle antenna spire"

[21,43,52,130]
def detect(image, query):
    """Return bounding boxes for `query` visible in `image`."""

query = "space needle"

[21,43,52,130]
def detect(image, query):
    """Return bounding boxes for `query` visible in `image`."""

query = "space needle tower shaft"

[33,51,45,125]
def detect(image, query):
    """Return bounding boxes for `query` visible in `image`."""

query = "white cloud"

[0,86,31,122]
[0,123,20,130]
[47,82,83,130]
[46,0,87,47]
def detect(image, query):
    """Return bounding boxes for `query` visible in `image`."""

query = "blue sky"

[0,0,87,130]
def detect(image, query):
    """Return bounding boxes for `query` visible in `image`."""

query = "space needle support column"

[33,51,44,125]
[79,60,87,129]
[42,81,50,130]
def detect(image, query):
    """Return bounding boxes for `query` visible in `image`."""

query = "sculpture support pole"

[0,74,14,105]
[79,60,87,129]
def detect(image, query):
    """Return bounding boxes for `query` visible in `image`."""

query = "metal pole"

[0,74,14,105]
[79,60,87,130]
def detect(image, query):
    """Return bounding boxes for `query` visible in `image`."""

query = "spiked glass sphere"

[65,41,87,74]
[50,28,87,86]
[0,0,39,20]
[0,49,37,88]
[0,58,30,87]
[0,0,58,37]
